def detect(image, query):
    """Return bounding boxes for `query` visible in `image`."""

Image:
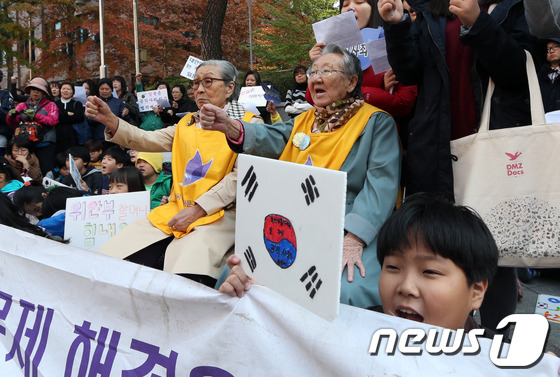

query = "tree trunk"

[201,0,227,60]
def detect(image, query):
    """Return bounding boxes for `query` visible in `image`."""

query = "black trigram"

[301,175,320,206]
[300,265,322,299]
[244,246,257,273]
[241,165,258,202]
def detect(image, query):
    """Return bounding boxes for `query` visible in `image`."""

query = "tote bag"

[451,51,560,267]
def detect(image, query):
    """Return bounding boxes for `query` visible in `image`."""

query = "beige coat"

[97,113,262,278]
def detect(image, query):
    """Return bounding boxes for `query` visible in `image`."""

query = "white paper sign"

[0,225,558,376]
[238,86,267,107]
[68,153,83,190]
[312,12,362,48]
[180,55,203,80]
[73,86,87,105]
[235,155,346,321]
[367,37,392,74]
[137,89,170,112]
[64,191,150,251]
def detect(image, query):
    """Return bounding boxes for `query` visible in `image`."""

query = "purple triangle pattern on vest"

[183,149,213,186]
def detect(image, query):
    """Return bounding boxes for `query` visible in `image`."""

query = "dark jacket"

[160,98,197,125]
[384,0,539,199]
[55,98,84,153]
[537,65,560,112]
[0,90,14,138]
[62,165,103,195]
[91,95,127,141]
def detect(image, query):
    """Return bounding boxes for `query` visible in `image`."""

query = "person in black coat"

[161,84,197,124]
[55,82,85,154]
[538,38,560,112]
[378,0,540,335]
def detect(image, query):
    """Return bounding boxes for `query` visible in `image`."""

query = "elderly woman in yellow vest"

[201,44,401,309]
[85,60,263,287]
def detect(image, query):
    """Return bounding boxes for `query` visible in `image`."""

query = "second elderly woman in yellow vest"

[203,44,401,309]
[85,60,263,287]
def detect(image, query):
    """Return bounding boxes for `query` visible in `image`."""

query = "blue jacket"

[385,0,539,199]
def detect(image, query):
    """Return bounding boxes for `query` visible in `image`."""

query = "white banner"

[0,225,558,376]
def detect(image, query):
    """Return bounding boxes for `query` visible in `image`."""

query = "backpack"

[14,101,49,144]
[14,121,45,143]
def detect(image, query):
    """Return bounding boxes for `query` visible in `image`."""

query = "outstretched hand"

[85,96,119,134]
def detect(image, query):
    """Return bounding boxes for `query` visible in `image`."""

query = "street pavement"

[516,271,560,354]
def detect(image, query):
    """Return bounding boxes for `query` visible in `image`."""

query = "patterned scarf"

[187,100,247,126]
[311,97,364,133]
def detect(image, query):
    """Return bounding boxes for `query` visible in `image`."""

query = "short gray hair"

[319,44,363,99]
[196,60,239,102]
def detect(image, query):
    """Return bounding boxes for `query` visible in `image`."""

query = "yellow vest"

[279,103,383,170]
[148,111,255,237]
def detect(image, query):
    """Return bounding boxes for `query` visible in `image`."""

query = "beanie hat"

[136,152,163,174]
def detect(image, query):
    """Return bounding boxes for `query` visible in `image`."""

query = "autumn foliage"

[5,0,335,82]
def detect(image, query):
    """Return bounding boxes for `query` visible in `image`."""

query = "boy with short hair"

[62,146,102,195]
[135,152,171,209]
[220,193,498,333]
[376,193,497,331]
[45,152,70,183]
[100,146,131,194]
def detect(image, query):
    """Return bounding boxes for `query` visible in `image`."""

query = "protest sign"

[73,86,87,105]
[0,225,558,376]
[238,86,267,107]
[312,12,362,49]
[64,191,150,251]
[68,153,82,190]
[235,155,346,321]
[536,293,560,323]
[137,89,170,112]
[180,56,203,80]
[261,84,282,104]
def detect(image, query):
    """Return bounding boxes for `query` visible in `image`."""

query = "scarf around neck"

[312,97,364,133]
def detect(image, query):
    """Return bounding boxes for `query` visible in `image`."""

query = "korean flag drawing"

[235,154,346,321]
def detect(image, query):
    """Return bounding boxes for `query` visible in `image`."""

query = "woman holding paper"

[243,70,282,125]
[307,0,417,121]
[204,44,401,309]
[85,60,263,288]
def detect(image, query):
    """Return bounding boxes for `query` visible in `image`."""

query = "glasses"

[192,77,228,90]
[307,68,345,79]
[547,45,560,53]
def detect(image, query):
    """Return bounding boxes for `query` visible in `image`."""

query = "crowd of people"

[2,0,560,356]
